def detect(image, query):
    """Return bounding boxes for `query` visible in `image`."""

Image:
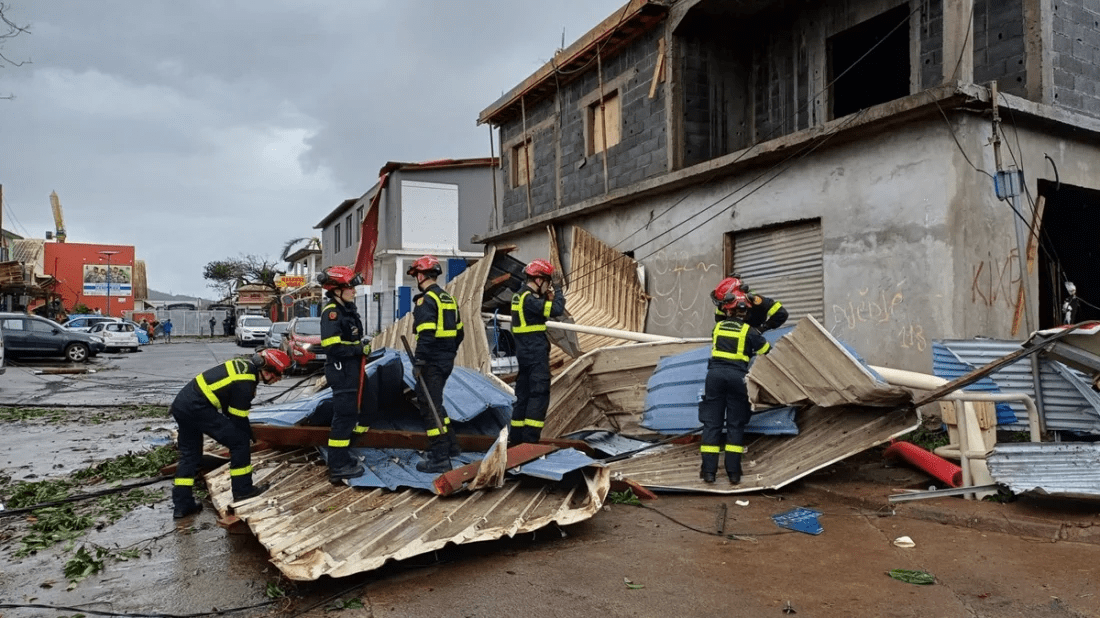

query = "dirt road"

[2,342,1099,617]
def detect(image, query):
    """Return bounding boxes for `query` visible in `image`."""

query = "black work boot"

[172,499,203,519]
[416,438,452,474]
[233,482,270,502]
[699,466,716,484]
[446,432,461,458]
[726,452,743,485]
[329,461,365,481]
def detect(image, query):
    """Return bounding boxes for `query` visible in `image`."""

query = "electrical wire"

[0,475,172,519]
[630,502,792,539]
[0,601,277,618]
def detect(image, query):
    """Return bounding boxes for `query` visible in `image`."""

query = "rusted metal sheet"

[205,448,610,581]
[549,227,650,371]
[371,245,499,377]
[747,315,911,409]
[435,441,558,496]
[608,404,916,494]
[543,340,705,439]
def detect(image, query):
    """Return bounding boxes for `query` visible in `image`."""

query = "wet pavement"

[3,341,1100,617]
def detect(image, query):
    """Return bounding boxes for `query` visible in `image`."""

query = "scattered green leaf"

[266,581,286,599]
[325,598,365,611]
[623,577,645,590]
[887,569,935,585]
[608,490,641,506]
[63,545,108,586]
[72,445,177,483]
[897,427,949,452]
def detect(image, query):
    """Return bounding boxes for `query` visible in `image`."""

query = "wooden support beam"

[434,443,558,496]
[648,37,666,99]
[249,424,595,456]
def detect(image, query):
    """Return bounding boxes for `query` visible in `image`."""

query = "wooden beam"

[434,443,558,496]
[648,37,666,99]
[249,424,595,455]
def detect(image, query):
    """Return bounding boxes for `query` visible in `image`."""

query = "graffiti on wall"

[971,250,1021,309]
[649,250,721,336]
[830,284,926,352]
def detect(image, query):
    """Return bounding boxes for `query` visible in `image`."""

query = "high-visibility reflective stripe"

[230,465,253,476]
[700,445,721,454]
[711,322,750,361]
[426,427,442,437]
[196,360,257,409]
[443,417,451,425]
[758,341,771,355]
[424,291,460,338]
[228,407,249,418]
[174,477,195,486]
[725,444,745,453]
[766,301,783,319]
[415,322,434,333]
[510,420,525,427]
[329,438,350,447]
[524,419,545,428]
[322,336,359,347]
[511,290,547,333]
[323,303,336,311]
[353,425,369,434]
[542,299,552,318]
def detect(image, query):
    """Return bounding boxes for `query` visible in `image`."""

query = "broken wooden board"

[250,424,595,456]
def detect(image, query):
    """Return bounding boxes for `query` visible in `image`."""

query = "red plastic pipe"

[883,441,963,488]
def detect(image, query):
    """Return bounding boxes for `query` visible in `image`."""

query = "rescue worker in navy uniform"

[509,259,566,445]
[699,283,771,485]
[713,275,788,332]
[170,348,292,518]
[318,265,372,481]
[407,255,464,473]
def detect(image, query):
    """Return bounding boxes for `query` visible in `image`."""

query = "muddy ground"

[2,341,1100,618]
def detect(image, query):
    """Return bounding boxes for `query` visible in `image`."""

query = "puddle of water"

[0,420,174,481]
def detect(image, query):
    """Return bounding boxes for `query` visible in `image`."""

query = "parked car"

[235,315,272,347]
[282,317,323,371]
[0,313,105,362]
[88,321,140,352]
[265,321,290,349]
[123,320,151,345]
[63,315,122,333]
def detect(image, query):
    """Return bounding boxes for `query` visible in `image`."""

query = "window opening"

[334,223,341,252]
[588,91,621,155]
[511,139,532,188]
[828,4,911,119]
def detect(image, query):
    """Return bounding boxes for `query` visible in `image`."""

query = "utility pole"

[99,250,120,317]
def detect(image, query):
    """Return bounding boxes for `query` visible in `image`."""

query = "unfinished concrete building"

[476,0,1100,373]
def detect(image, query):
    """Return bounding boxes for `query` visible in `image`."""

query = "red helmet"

[720,291,751,314]
[523,259,554,278]
[406,255,442,277]
[711,277,744,306]
[318,265,362,290]
[253,348,292,375]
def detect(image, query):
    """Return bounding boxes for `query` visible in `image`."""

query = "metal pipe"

[481,312,702,344]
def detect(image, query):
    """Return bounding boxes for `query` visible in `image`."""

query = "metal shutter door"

[732,221,823,322]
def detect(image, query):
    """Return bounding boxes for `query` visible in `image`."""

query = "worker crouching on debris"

[170,348,292,519]
[713,274,788,332]
[699,284,770,485]
[407,255,464,473]
[319,265,371,482]
[509,259,566,445]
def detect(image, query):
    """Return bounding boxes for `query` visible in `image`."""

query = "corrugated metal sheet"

[640,341,798,435]
[550,226,649,369]
[747,315,911,409]
[987,442,1100,498]
[544,340,705,438]
[936,339,1100,434]
[931,342,1018,424]
[732,221,823,323]
[10,239,45,274]
[205,448,610,581]
[372,245,499,378]
[561,430,654,457]
[609,404,916,494]
[250,349,512,433]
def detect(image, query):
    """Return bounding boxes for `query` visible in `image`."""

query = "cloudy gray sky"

[0,0,623,299]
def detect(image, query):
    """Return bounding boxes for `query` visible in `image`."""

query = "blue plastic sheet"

[772,507,824,535]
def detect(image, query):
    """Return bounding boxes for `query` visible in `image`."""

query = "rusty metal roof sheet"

[987,442,1100,498]
[205,448,610,581]
[609,404,916,493]
[936,339,1100,434]
[747,316,911,409]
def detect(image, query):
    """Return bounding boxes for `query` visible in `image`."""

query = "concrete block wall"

[973,0,1027,97]
[681,33,752,167]
[920,0,944,89]
[1052,0,1100,118]
[498,28,667,225]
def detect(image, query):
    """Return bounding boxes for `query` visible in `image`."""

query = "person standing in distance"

[406,255,464,473]
[318,266,371,481]
[509,259,566,445]
[170,348,291,518]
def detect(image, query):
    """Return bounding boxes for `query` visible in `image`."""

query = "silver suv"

[235,315,272,347]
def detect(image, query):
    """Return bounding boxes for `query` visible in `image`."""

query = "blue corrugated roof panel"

[514,449,598,481]
[931,342,1018,424]
[563,430,654,457]
[640,338,798,435]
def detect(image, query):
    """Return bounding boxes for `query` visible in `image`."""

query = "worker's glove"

[361,339,372,357]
